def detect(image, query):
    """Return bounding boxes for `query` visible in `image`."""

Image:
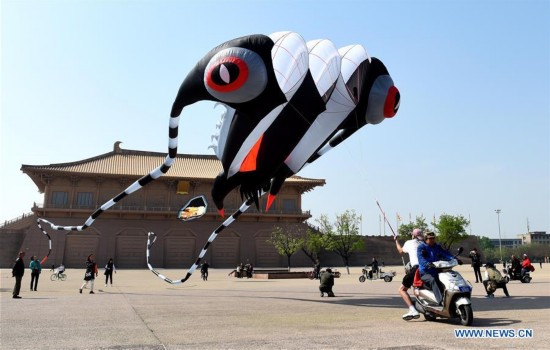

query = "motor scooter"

[502,264,531,283]
[413,248,474,326]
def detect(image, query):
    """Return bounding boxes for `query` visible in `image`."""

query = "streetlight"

[495,209,502,263]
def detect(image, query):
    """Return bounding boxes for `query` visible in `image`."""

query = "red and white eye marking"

[204,47,268,103]
[206,56,249,93]
[384,85,400,118]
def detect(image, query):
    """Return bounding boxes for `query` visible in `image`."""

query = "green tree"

[397,216,428,241]
[317,210,364,274]
[269,225,305,271]
[478,236,494,251]
[301,228,328,264]
[432,214,470,250]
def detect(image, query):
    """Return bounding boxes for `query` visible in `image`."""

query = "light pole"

[495,209,502,263]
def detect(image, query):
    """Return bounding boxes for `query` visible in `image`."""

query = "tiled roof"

[21,143,325,185]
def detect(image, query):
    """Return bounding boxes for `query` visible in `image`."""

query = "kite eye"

[205,47,268,103]
[384,85,399,118]
[364,75,398,124]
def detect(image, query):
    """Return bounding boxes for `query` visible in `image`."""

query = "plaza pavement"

[1,264,549,350]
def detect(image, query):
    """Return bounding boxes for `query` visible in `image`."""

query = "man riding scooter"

[417,231,454,305]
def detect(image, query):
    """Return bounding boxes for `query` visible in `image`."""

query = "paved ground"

[1,264,549,350]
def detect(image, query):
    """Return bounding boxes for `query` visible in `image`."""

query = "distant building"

[517,231,550,245]
[489,238,522,249]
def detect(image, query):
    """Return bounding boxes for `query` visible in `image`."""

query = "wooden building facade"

[7,142,325,268]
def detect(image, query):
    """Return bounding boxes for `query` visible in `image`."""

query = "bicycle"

[50,272,67,281]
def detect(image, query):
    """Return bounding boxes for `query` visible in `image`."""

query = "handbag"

[84,271,93,281]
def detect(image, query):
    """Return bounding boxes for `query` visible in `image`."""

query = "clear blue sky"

[1,0,548,240]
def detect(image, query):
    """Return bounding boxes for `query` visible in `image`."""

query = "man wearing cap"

[395,228,424,320]
[417,231,454,305]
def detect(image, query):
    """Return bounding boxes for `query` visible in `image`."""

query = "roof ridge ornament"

[114,141,123,153]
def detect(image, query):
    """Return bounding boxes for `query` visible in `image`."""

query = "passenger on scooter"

[367,257,379,279]
[417,231,454,306]
[395,228,424,320]
[521,254,533,277]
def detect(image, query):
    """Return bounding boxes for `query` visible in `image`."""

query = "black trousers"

[473,265,482,282]
[105,272,113,285]
[30,272,40,291]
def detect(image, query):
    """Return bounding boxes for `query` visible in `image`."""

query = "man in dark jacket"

[12,251,26,299]
[319,268,335,297]
[469,248,482,283]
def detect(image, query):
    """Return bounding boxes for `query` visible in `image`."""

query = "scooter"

[413,248,474,326]
[359,266,396,282]
[502,264,532,283]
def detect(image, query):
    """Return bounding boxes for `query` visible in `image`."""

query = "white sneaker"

[402,309,420,321]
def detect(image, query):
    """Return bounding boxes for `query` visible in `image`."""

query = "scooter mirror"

[457,247,464,255]
[177,195,208,222]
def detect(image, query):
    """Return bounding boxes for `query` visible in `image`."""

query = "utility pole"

[495,209,502,263]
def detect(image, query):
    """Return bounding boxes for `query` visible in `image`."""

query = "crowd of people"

[10,252,117,298]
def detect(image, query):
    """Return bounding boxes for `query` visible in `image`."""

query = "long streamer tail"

[36,218,52,264]
[35,116,180,232]
[147,196,256,284]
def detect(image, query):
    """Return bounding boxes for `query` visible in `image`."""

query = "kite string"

[147,196,257,284]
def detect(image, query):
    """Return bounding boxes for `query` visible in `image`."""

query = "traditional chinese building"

[2,142,325,268]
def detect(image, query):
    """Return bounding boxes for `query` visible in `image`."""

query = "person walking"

[104,258,116,287]
[200,261,209,281]
[395,228,424,320]
[80,254,98,294]
[12,251,26,299]
[29,255,42,291]
[469,248,482,283]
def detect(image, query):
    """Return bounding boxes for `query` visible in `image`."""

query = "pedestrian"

[314,258,321,280]
[540,260,542,269]
[395,228,424,320]
[80,254,98,294]
[469,248,482,283]
[29,255,42,291]
[12,251,26,299]
[200,261,209,281]
[319,268,335,297]
[104,258,116,287]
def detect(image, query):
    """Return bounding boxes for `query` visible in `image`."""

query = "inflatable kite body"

[36,31,400,284]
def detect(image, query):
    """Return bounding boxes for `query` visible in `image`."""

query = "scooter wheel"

[424,313,436,322]
[384,276,392,282]
[458,304,473,326]
[359,276,366,283]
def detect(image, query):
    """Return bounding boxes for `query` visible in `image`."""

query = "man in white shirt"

[395,228,424,320]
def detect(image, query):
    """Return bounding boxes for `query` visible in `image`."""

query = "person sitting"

[319,268,335,297]
[417,231,454,306]
[521,254,533,277]
[510,255,521,277]
[482,262,509,298]
[56,263,65,277]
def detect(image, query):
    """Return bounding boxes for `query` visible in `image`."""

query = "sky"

[1,0,548,240]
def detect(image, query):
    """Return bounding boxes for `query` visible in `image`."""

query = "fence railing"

[1,212,35,229]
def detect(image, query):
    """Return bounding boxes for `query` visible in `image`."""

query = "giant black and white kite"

[36,31,400,284]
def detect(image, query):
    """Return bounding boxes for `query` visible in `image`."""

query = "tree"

[301,227,328,264]
[317,210,364,274]
[478,236,494,251]
[432,214,470,250]
[397,216,428,241]
[269,225,305,271]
